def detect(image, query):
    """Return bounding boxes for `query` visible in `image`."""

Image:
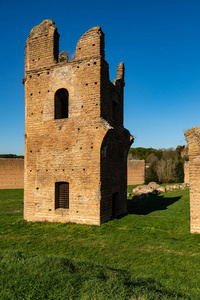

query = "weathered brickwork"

[184,161,189,184]
[0,159,24,189]
[23,20,133,225]
[185,127,200,233]
[127,160,145,185]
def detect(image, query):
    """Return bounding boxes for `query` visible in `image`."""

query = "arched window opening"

[55,182,69,209]
[54,88,68,119]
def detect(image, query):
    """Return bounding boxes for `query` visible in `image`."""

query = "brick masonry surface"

[0,159,145,190]
[184,161,189,184]
[127,160,145,185]
[23,20,133,225]
[0,159,147,189]
[185,127,200,233]
[0,159,24,189]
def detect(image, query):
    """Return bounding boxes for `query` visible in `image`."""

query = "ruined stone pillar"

[185,127,200,233]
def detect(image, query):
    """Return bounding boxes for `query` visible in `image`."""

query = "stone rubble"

[130,182,189,200]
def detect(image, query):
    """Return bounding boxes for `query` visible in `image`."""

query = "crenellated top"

[28,19,57,39]
[113,62,125,88]
[25,19,59,72]
[185,126,200,157]
[25,21,105,73]
[74,26,105,60]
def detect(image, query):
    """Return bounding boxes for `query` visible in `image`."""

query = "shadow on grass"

[0,250,187,299]
[127,195,181,215]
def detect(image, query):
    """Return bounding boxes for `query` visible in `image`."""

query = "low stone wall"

[127,160,145,185]
[0,158,24,189]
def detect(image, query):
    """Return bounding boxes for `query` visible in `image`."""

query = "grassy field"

[0,187,200,299]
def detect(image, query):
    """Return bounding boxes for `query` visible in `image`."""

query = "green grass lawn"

[0,187,200,299]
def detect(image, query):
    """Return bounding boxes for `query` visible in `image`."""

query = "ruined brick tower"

[23,19,133,225]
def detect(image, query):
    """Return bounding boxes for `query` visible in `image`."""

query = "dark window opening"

[55,182,69,209]
[54,88,69,119]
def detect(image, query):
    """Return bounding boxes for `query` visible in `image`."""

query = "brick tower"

[23,20,133,225]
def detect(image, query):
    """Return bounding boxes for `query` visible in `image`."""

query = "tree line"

[128,146,188,184]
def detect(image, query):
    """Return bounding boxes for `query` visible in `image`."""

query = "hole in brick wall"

[91,146,93,149]
[30,150,32,153]
[46,170,48,172]
[32,59,35,61]
[55,169,57,171]
[29,75,32,78]
[37,170,39,172]
[66,148,68,150]
[49,209,51,211]
[47,72,50,75]
[88,63,90,66]
[38,58,40,60]
[30,93,33,96]
[96,104,98,106]
[96,127,98,129]
[63,169,65,171]
[95,82,97,85]
[37,74,40,76]
[94,62,96,65]
[83,168,85,171]
[79,47,81,50]
[39,91,41,94]
[76,211,78,213]
[78,128,80,131]
[30,170,32,172]
[41,111,43,114]
[92,44,95,46]
[80,147,82,150]
[85,83,88,86]
[48,90,50,92]
[81,105,83,108]
[36,187,39,190]
[77,66,79,68]
[31,113,33,115]
[72,169,74,171]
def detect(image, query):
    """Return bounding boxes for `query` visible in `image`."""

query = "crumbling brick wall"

[127,160,145,185]
[185,127,200,233]
[0,159,24,189]
[184,161,189,184]
[23,20,133,225]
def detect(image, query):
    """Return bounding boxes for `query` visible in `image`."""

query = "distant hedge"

[0,154,24,159]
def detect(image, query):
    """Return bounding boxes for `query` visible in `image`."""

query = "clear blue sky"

[1,0,200,155]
